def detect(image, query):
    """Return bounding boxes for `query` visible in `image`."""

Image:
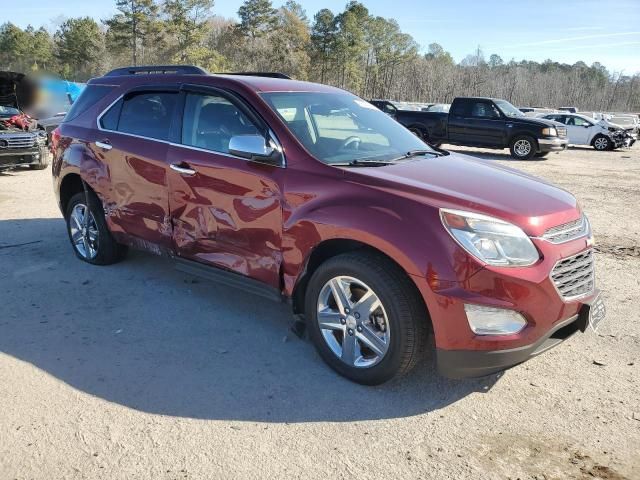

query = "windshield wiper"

[391,149,441,161]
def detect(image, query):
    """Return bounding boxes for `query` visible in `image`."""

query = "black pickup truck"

[369,97,568,159]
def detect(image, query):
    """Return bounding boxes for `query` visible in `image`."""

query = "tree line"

[1,0,638,112]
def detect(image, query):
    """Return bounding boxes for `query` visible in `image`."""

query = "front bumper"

[538,137,568,152]
[0,147,44,169]
[437,308,590,378]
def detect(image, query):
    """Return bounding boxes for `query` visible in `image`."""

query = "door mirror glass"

[229,134,280,164]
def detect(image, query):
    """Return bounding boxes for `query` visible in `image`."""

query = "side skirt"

[174,256,284,303]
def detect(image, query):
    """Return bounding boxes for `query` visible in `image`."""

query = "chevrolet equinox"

[51,66,605,385]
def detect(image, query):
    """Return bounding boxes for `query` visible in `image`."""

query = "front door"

[92,88,178,251]
[463,100,505,146]
[565,115,593,145]
[166,87,284,288]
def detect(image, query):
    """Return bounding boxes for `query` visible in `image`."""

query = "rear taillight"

[50,127,61,154]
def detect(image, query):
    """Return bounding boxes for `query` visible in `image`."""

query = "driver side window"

[181,92,261,154]
[470,101,500,119]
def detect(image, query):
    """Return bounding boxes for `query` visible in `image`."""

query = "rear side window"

[64,85,114,122]
[107,91,178,141]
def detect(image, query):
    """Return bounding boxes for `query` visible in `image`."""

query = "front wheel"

[592,135,612,151]
[509,136,537,160]
[65,191,127,265]
[305,252,428,385]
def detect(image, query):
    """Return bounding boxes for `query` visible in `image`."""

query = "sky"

[3,0,640,74]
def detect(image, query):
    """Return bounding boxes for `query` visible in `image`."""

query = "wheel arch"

[290,238,429,322]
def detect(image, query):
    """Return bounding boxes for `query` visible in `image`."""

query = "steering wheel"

[341,136,362,151]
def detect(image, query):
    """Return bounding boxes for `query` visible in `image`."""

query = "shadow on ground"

[0,218,499,423]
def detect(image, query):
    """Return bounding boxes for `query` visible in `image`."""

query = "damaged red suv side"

[52,66,605,385]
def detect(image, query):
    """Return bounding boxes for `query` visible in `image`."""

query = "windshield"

[261,92,432,164]
[0,106,20,116]
[494,100,524,118]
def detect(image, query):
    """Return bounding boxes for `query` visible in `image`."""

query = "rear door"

[447,99,469,143]
[166,85,284,288]
[95,87,178,251]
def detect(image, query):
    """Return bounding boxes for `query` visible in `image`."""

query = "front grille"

[543,215,589,244]
[556,126,567,137]
[0,134,36,149]
[551,249,595,300]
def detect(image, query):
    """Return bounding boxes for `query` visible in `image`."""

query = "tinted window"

[567,116,592,127]
[470,101,500,119]
[181,92,261,154]
[64,85,114,122]
[117,92,177,140]
[450,100,467,116]
[100,98,122,130]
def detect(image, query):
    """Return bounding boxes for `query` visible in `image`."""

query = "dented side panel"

[167,145,284,288]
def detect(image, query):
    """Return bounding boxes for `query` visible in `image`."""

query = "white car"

[541,113,636,150]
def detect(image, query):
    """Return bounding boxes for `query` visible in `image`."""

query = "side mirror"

[228,134,281,165]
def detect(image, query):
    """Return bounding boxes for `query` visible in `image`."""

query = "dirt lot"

[1,145,638,480]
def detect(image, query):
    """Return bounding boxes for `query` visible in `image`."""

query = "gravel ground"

[0,145,638,480]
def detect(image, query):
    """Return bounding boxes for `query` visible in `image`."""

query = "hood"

[511,116,560,128]
[347,153,579,236]
[0,72,36,110]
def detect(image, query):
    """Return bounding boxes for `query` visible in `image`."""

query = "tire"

[592,134,612,151]
[534,152,549,158]
[305,251,428,385]
[509,135,537,160]
[29,145,50,170]
[65,191,127,265]
[408,126,426,140]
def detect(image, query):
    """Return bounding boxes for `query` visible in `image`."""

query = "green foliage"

[237,0,279,39]
[54,17,104,81]
[0,1,637,112]
[104,0,163,65]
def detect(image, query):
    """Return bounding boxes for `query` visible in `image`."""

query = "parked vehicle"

[374,96,568,159]
[540,112,637,150]
[558,107,578,114]
[423,103,450,113]
[52,66,605,385]
[0,72,49,171]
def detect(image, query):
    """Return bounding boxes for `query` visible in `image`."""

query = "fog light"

[464,304,527,335]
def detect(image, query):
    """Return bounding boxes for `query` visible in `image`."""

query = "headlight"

[440,209,540,267]
[542,127,557,137]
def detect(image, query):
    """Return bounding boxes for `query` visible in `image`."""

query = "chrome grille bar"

[550,249,595,300]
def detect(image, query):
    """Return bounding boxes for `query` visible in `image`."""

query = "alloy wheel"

[514,139,532,157]
[69,203,99,259]
[316,276,390,368]
[594,137,609,150]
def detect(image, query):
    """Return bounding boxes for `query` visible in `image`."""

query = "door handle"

[170,162,196,176]
[95,140,112,151]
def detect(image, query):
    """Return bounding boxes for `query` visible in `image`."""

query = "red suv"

[52,66,605,385]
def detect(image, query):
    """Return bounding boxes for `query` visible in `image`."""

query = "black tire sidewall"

[65,191,123,265]
[593,135,611,151]
[510,135,537,160]
[305,253,424,385]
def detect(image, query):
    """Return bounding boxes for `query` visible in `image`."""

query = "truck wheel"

[592,135,612,151]
[29,146,50,170]
[305,251,428,385]
[65,191,127,265]
[509,135,536,160]
[408,126,425,140]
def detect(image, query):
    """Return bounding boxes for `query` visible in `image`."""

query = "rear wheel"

[592,134,612,151]
[509,135,536,160]
[65,191,127,265]
[305,252,428,385]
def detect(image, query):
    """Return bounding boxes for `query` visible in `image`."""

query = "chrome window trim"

[95,91,286,168]
[549,248,595,302]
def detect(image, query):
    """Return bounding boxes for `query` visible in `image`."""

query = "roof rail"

[104,65,207,77]
[219,72,291,79]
